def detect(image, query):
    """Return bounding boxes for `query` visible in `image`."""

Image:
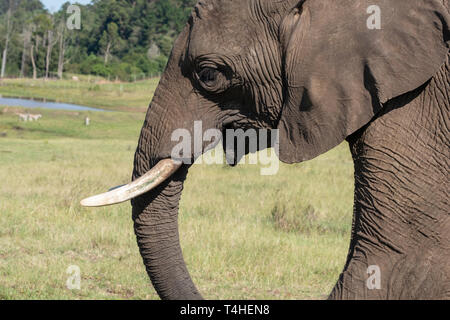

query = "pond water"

[0,96,107,112]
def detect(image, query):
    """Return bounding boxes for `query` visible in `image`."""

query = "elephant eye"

[198,68,219,86]
[195,65,232,94]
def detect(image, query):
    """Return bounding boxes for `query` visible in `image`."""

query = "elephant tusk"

[80,159,182,207]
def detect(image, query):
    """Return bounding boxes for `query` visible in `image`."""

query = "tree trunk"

[35,36,40,53]
[45,30,54,79]
[104,41,111,65]
[57,26,65,79]
[30,44,37,80]
[20,37,27,78]
[0,7,12,79]
[1,46,8,79]
[20,29,31,78]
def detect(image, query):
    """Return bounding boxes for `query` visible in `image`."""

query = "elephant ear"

[276,0,449,163]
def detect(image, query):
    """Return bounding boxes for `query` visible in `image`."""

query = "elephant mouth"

[80,158,182,207]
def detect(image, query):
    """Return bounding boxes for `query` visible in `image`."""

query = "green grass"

[0,76,158,112]
[0,107,144,140]
[0,99,355,299]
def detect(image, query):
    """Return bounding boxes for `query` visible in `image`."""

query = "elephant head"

[82,0,449,300]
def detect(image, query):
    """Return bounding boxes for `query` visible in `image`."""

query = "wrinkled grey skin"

[131,0,449,299]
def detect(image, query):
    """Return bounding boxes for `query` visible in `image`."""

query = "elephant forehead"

[188,0,259,59]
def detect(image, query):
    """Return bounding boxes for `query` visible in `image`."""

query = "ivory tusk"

[80,159,182,207]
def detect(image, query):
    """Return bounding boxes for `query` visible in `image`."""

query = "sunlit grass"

[0,105,354,299]
[0,76,159,112]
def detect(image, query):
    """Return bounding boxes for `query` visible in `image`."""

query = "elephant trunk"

[131,166,202,300]
[130,85,201,299]
[82,27,205,299]
[130,48,203,298]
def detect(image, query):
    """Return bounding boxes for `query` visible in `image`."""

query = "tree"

[29,25,38,79]
[100,22,120,65]
[11,0,46,78]
[45,27,57,79]
[20,27,32,77]
[56,21,65,79]
[1,0,13,78]
[0,0,198,80]
[30,13,52,79]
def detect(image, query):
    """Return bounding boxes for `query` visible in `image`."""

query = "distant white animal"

[28,114,42,121]
[17,113,30,122]
[85,117,90,126]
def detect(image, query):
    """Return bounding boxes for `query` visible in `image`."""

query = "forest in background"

[0,0,196,81]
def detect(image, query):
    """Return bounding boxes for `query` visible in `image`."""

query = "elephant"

[81,0,450,300]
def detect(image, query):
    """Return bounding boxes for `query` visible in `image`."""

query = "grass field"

[0,76,158,113]
[0,78,355,300]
